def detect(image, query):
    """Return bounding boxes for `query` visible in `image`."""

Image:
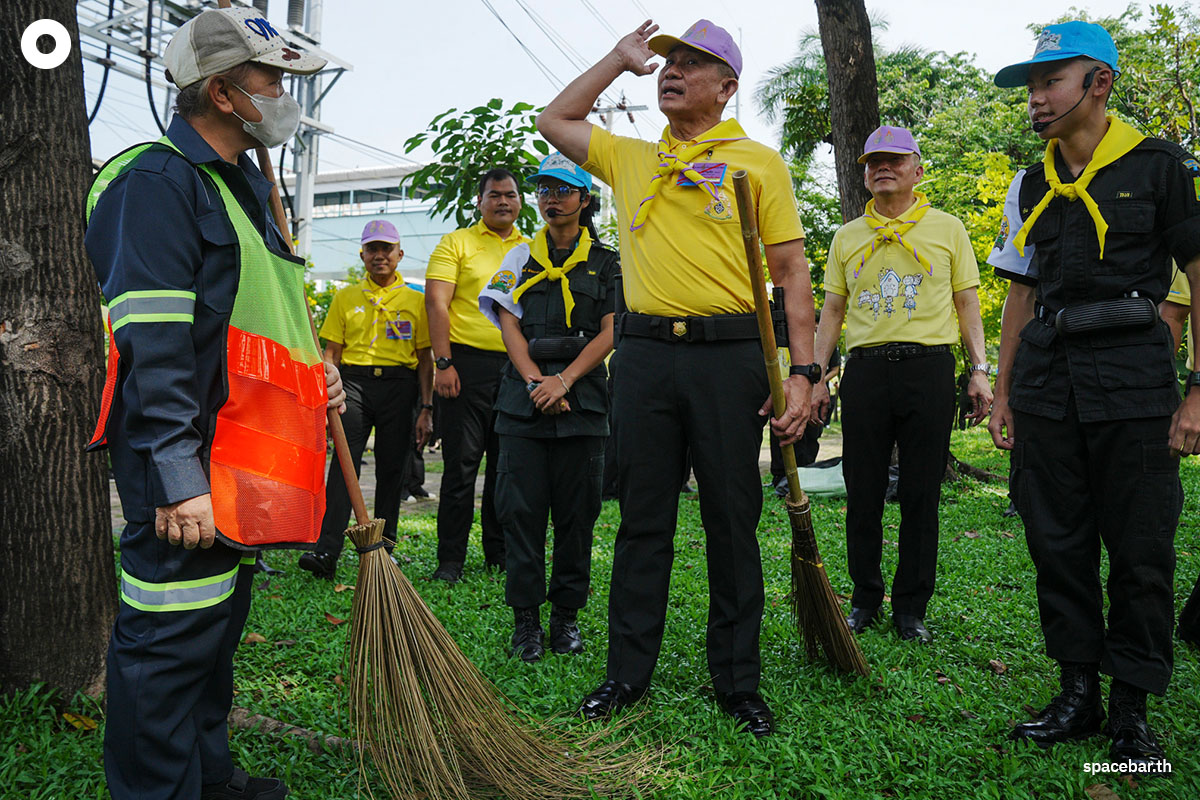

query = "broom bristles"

[785,497,870,677]
[346,518,661,799]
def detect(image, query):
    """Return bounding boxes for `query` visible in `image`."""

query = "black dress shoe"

[431,561,463,583]
[510,607,544,662]
[576,680,646,720]
[717,691,775,738]
[893,614,932,642]
[484,555,507,572]
[201,767,288,799]
[846,606,880,633]
[1011,662,1104,746]
[773,476,789,498]
[297,551,335,580]
[549,606,584,654]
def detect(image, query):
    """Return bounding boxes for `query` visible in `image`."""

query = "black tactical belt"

[339,363,416,379]
[849,343,951,361]
[1035,297,1158,336]
[528,336,590,361]
[617,311,788,345]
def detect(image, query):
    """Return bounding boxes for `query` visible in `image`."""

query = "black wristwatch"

[435,356,453,371]
[420,403,434,410]
[1187,372,1200,394]
[789,363,823,384]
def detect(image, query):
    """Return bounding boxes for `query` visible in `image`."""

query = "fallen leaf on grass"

[62,713,98,731]
[268,594,282,601]
[333,583,354,593]
[243,632,267,645]
[1085,784,1122,800]
[1000,531,1016,539]
[324,612,345,626]
[988,659,1007,675]
[1023,704,1039,717]
[936,676,951,685]
[905,714,926,723]
[256,578,271,591]
[1118,774,1139,791]
[964,530,981,539]
[960,709,978,719]
[16,742,28,753]
[333,674,345,687]
[273,639,296,647]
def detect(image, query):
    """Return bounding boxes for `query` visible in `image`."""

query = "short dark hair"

[173,63,257,121]
[477,168,520,197]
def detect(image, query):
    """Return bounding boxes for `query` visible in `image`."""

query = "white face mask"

[232,85,300,148]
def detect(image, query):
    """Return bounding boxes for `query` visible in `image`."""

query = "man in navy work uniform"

[84,8,342,799]
[988,21,1200,771]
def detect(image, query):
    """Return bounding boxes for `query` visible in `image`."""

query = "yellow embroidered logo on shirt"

[704,190,733,221]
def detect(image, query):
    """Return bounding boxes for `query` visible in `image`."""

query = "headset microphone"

[1031,67,1099,133]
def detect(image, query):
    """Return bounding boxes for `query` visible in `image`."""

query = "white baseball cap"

[164,7,326,89]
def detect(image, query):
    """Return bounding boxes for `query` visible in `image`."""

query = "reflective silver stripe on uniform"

[107,290,197,332]
[120,564,239,612]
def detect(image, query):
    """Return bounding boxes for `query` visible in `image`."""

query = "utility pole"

[590,93,647,230]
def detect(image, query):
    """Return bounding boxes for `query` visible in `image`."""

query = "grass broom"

[213,5,661,790]
[731,170,869,677]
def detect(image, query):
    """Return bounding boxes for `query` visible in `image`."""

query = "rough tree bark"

[815,0,880,223]
[0,2,117,695]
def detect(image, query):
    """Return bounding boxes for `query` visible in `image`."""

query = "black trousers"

[1012,397,1179,695]
[436,344,506,564]
[105,525,252,798]
[314,369,417,558]
[840,351,954,618]
[497,434,605,609]
[607,337,768,694]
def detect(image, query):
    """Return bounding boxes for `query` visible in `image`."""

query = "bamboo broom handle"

[731,171,805,503]
[216,0,369,527]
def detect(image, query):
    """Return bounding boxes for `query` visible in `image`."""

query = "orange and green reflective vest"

[86,137,326,548]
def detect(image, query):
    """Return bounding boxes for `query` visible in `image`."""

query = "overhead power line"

[477,0,565,91]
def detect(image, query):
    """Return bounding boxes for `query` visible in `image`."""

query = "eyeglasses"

[536,185,579,199]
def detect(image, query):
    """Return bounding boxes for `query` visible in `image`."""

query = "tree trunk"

[0,2,116,695]
[815,0,880,223]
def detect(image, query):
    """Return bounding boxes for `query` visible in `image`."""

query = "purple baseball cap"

[360,219,400,246]
[858,125,921,164]
[649,19,742,77]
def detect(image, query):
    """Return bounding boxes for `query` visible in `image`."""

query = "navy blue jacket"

[86,116,291,521]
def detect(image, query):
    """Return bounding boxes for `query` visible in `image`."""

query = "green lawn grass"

[4,426,1198,799]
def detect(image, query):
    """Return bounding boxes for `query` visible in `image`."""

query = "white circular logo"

[21,19,71,70]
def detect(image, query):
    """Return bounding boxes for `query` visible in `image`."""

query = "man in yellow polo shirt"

[298,220,433,579]
[426,169,532,583]
[538,19,816,737]
[812,126,992,643]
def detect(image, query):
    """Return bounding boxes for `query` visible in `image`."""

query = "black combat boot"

[1010,661,1104,746]
[549,606,584,654]
[1107,680,1168,774]
[510,607,544,662]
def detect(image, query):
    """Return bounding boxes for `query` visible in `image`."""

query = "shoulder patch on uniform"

[487,269,517,292]
[1185,158,1200,172]
[993,215,1009,252]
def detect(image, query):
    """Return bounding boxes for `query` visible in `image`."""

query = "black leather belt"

[339,363,416,379]
[528,336,590,361]
[1035,297,1157,335]
[617,312,769,343]
[849,343,951,361]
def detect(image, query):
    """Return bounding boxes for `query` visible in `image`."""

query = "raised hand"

[611,20,660,76]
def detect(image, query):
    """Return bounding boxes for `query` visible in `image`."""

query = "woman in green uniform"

[479,153,620,662]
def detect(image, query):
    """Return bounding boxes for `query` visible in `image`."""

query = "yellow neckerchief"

[847,192,934,278]
[510,226,592,326]
[628,118,749,232]
[1012,116,1145,260]
[360,276,407,346]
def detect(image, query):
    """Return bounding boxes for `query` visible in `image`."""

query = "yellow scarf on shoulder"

[1012,116,1145,260]
[510,226,592,327]
[847,192,934,278]
[628,118,748,232]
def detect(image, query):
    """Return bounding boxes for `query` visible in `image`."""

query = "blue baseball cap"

[994,21,1119,88]
[530,153,593,192]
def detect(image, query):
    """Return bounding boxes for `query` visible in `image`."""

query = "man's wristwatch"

[435,356,453,371]
[420,403,434,410]
[789,363,823,384]
[1186,372,1200,394]
[970,363,991,376]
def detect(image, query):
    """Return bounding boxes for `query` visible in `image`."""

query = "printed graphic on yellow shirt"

[857,267,924,321]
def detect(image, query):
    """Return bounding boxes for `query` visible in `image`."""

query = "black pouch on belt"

[528,336,589,361]
[1054,296,1158,336]
[771,286,790,348]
